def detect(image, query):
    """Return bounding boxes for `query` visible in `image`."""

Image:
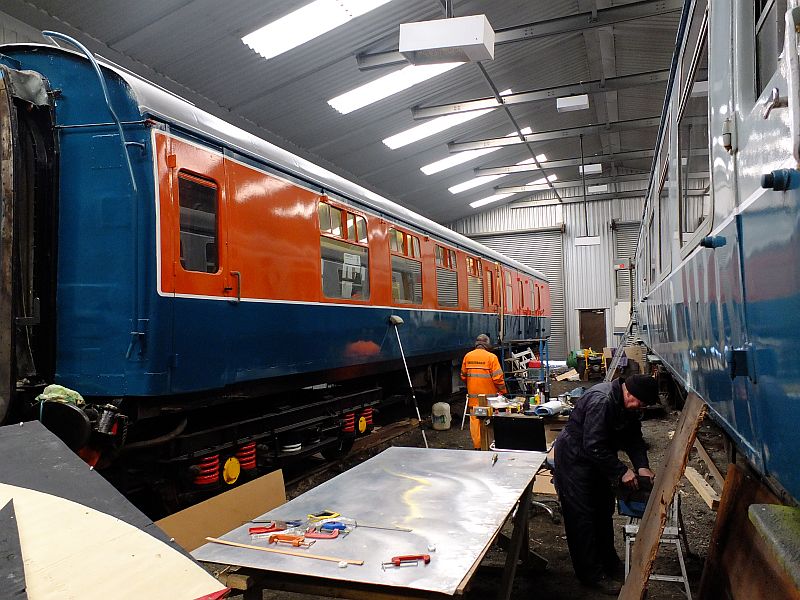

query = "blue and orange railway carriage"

[0,43,550,503]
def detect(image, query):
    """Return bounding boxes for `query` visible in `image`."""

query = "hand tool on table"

[268,533,315,548]
[247,519,304,528]
[205,537,363,565]
[307,510,340,521]
[354,521,413,532]
[304,526,340,539]
[381,554,431,570]
[247,521,286,535]
[491,453,498,467]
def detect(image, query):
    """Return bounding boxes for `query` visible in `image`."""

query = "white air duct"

[399,15,495,64]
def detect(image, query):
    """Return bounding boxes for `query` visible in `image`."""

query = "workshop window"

[391,256,422,304]
[320,236,369,300]
[178,172,219,273]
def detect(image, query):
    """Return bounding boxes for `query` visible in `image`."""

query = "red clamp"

[248,521,285,535]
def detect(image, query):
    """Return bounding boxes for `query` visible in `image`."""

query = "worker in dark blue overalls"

[553,374,659,596]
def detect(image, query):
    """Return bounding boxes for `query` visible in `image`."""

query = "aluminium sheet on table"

[193,446,546,596]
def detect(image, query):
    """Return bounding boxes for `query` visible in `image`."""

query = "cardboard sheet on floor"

[156,470,286,551]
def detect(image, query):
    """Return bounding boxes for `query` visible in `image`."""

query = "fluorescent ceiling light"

[587,184,609,194]
[449,153,546,194]
[384,89,511,149]
[420,126,531,175]
[578,163,603,175]
[469,174,557,209]
[243,0,395,60]
[470,193,514,208]
[328,62,463,114]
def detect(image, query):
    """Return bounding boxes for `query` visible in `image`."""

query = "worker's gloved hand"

[637,467,655,482]
[621,468,639,490]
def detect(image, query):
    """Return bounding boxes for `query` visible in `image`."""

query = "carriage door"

[159,133,231,391]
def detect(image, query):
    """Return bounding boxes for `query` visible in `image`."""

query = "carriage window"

[504,272,513,311]
[487,269,495,305]
[678,31,711,248]
[329,206,342,237]
[391,256,422,304]
[756,0,787,95]
[356,216,367,243]
[435,245,458,307]
[178,172,219,273]
[658,158,670,274]
[346,213,356,241]
[318,202,331,233]
[466,257,484,309]
[411,236,421,258]
[320,237,370,300]
[648,214,657,287]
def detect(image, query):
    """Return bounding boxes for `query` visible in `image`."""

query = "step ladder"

[623,491,692,599]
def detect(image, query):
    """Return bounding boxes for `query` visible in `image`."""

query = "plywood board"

[0,483,226,600]
[157,469,286,551]
[0,499,27,599]
[619,392,706,600]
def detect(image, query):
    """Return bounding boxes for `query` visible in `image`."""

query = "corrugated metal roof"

[0,0,680,224]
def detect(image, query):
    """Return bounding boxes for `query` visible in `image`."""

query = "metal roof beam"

[475,149,656,176]
[411,70,669,119]
[511,186,708,208]
[356,0,683,70]
[449,116,662,152]
[495,172,708,193]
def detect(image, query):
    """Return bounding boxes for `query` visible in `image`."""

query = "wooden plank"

[619,392,706,600]
[204,537,364,565]
[698,464,800,600]
[693,438,725,489]
[556,368,579,381]
[684,466,720,510]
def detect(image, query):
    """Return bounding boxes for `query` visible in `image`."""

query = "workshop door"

[579,309,606,351]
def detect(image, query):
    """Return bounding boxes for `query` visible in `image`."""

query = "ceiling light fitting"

[243,0,395,60]
[328,62,462,114]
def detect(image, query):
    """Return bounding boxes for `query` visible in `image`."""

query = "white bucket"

[431,402,452,430]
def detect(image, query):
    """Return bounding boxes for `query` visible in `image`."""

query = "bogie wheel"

[320,436,355,460]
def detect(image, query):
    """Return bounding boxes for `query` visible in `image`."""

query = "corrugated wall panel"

[472,230,567,360]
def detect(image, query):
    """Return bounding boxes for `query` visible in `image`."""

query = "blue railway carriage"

[635,0,800,594]
[0,41,550,508]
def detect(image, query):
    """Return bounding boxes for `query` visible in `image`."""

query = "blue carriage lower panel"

[738,185,800,501]
[163,298,521,396]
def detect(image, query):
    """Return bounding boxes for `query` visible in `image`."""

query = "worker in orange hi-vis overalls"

[461,334,508,449]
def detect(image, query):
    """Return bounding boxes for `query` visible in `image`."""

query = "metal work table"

[193,446,547,600]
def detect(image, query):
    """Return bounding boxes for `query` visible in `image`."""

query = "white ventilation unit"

[556,94,590,112]
[587,184,609,194]
[399,15,495,64]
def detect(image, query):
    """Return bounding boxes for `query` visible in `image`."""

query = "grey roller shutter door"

[474,230,567,360]
[614,222,639,302]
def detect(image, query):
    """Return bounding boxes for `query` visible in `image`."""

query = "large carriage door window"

[678,26,711,250]
[178,172,219,273]
[319,201,369,300]
[486,268,496,306]
[389,228,422,304]
[756,0,787,95]
[435,245,458,307]
[658,136,671,275]
[504,271,513,311]
[466,257,484,310]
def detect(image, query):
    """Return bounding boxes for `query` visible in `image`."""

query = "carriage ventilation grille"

[436,268,458,307]
[468,276,484,310]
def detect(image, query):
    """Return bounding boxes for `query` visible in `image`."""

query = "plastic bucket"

[431,402,452,430]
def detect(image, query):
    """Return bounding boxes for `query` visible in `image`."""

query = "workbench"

[193,446,547,600]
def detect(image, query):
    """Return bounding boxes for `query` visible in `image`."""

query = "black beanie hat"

[625,375,659,406]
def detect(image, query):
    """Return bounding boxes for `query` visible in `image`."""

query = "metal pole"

[579,133,589,237]
[393,325,429,448]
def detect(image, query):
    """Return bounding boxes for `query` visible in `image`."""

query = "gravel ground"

[258,379,724,600]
